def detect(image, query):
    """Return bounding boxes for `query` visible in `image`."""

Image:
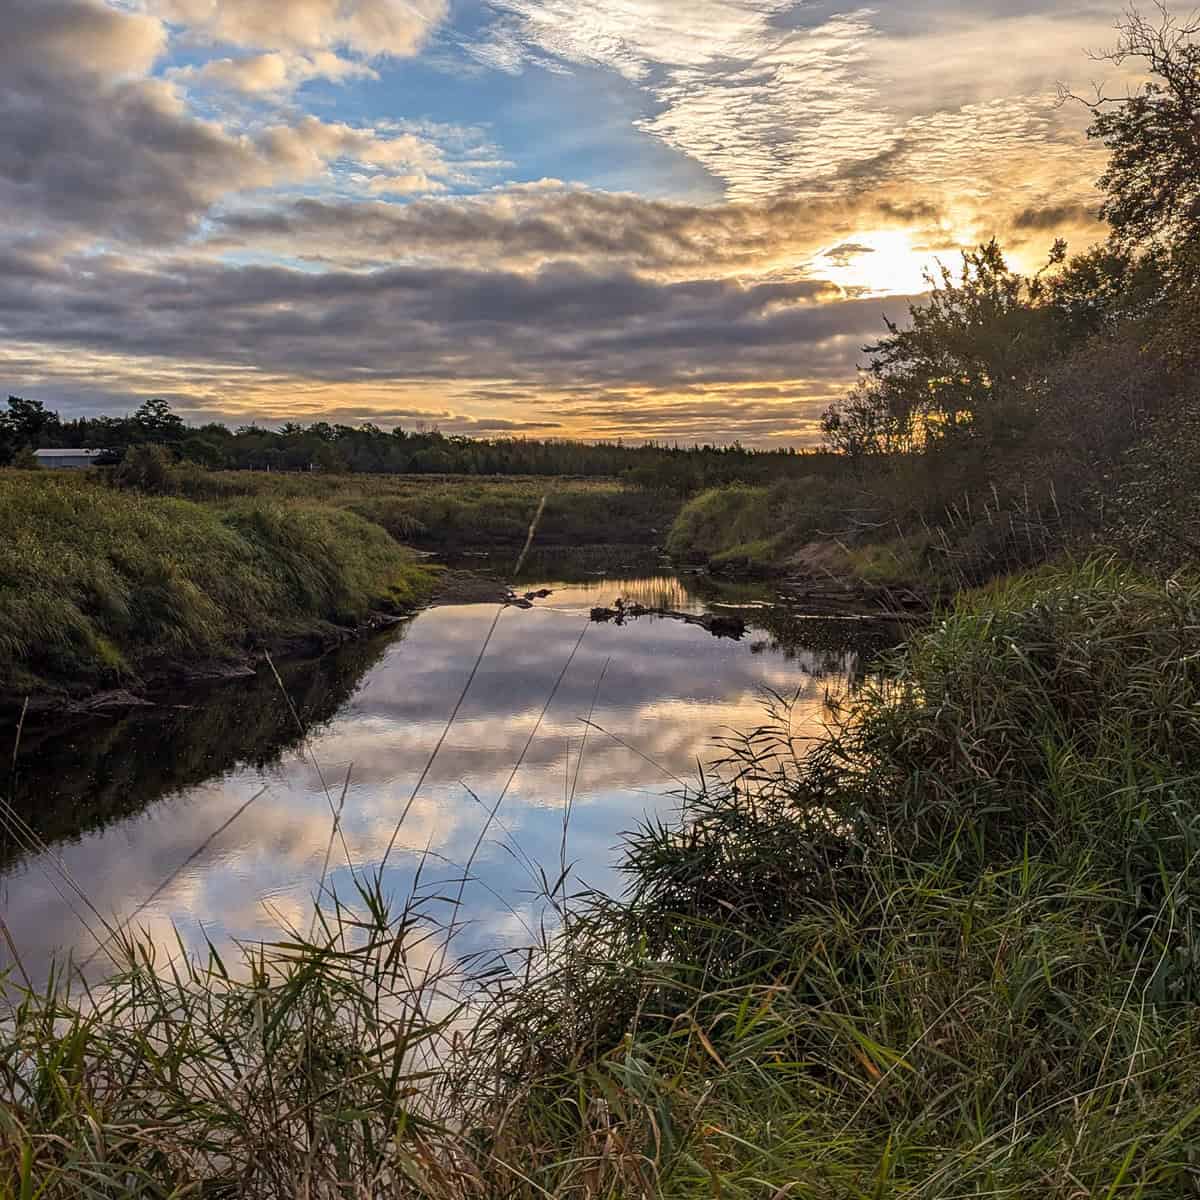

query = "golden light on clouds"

[0,0,1130,442]
[815,229,938,297]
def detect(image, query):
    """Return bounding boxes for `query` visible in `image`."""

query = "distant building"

[33,449,107,470]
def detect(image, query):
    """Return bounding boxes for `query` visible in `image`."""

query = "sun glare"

[814,229,937,297]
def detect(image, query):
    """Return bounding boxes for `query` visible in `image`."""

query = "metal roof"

[33,449,106,458]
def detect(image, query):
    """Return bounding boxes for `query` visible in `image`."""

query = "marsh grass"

[161,470,679,549]
[6,558,1200,1196]
[0,472,436,694]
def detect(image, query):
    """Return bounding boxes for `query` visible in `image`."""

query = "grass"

[665,472,1081,600]
[0,471,437,696]
[164,469,680,549]
[7,557,1200,1195]
[666,479,869,578]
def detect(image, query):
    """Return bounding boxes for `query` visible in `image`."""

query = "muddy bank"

[3,608,419,720]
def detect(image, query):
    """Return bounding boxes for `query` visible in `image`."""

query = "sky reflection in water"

[1,572,859,980]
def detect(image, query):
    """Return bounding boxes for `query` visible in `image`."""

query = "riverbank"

[6,557,1200,1195]
[0,470,682,710]
[0,471,440,710]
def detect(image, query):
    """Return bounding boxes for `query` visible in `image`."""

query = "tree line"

[0,393,834,496]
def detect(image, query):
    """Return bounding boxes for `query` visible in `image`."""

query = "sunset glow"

[2,0,1123,444]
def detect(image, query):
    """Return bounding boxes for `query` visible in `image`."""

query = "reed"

[5,558,1200,1196]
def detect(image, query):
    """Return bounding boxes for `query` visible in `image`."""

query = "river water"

[0,556,893,981]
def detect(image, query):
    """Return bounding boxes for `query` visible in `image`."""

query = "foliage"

[153,469,678,548]
[0,879,465,1198]
[111,443,174,493]
[822,240,1069,462]
[1081,4,1200,256]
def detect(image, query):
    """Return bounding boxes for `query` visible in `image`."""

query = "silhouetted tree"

[133,398,185,443]
[1070,5,1200,256]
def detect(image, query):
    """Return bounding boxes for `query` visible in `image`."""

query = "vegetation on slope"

[156,469,679,548]
[0,472,435,698]
[8,561,1200,1195]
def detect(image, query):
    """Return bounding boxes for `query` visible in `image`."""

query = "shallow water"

[0,563,889,980]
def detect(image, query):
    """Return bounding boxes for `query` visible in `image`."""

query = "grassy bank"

[7,559,1200,1195]
[163,469,680,549]
[665,478,932,599]
[0,471,436,699]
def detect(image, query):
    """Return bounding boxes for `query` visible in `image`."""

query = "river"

[0,553,895,982]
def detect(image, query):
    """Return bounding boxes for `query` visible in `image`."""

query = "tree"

[2,395,59,443]
[846,241,1064,452]
[820,380,919,465]
[133,397,185,443]
[181,436,225,469]
[1070,5,1200,255]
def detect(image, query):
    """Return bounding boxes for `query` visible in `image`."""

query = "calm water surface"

[1,562,889,980]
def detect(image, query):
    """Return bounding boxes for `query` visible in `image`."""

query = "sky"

[1,0,1134,445]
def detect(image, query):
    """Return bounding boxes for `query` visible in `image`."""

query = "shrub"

[111,444,174,494]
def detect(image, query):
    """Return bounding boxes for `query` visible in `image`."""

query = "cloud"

[150,0,448,60]
[0,243,905,440]
[1012,201,1100,231]
[0,249,874,377]
[168,50,379,95]
[1,0,1124,444]
[473,1,1119,207]
[0,1,494,243]
[3,0,168,78]
[209,183,961,282]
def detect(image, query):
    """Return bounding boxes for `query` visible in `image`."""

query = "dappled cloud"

[0,0,1131,441]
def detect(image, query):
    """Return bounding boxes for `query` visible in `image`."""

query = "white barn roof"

[34,449,106,459]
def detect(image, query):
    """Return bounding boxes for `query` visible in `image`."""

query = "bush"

[111,444,174,493]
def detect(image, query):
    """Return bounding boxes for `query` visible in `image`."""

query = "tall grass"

[666,478,871,576]
[162,470,679,549]
[457,558,1200,1195]
[6,559,1200,1195]
[0,473,435,695]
